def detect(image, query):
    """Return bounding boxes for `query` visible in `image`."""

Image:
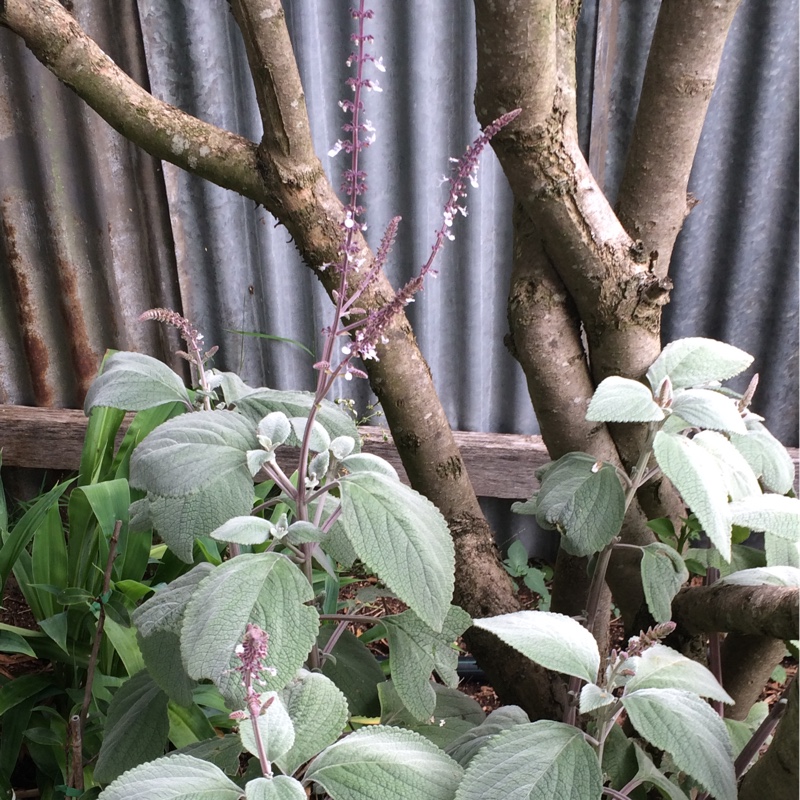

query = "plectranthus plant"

[89,3,515,799]
[464,337,800,800]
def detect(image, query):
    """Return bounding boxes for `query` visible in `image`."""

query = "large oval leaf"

[276,670,349,775]
[337,473,455,631]
[85,351,191,414]
[727,494,800,541]
[472,611,599,683]
[240,692,296,762]
[653,431,731,560]
[97,753,242,800]
[246,776,307,800]
[130,411,258,561]
[640,543,688,623]
[622,689,735,800]
[181,553,319,705]
[692,431,761,500]
[586,376,664,423]
[304,725,463,800]
[669,389,746,434]
[646,338,752,391]
[729,423,796,494]
[625,644,733,703]
[453,721,602,800]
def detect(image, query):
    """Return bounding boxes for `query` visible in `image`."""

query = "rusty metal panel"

[0,0,796,455]
[0,2,182,408]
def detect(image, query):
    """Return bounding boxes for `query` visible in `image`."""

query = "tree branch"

[720,633,787,721]
[615,0,745,273]
[1,0,264,198]
[672,584,799,639]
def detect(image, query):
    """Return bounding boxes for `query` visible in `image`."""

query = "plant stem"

[74,519,121,789]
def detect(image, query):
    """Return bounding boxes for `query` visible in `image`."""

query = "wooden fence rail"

[1,405,797,500]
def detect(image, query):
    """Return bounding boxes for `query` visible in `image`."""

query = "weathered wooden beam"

[2,405,798,499]
[0,405,551,499]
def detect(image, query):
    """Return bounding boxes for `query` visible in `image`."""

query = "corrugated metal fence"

[0,1,797,446]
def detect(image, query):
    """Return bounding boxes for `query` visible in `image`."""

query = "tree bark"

[672,584,799,640]
[721,634,787,721]
[615,0,745,274]
[738,679,798,800]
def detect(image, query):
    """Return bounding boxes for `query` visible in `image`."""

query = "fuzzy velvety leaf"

[381,606,472,721]
[232,389,360,449]
[94,670,170,784]
[669,389,747,434]
[210,516,275,545]
[445,706,529,768]
[625,644,733,703]
[717,566,800,587]
[586,376,664,423]
[173,734,243,776]
[378,682,485,749]
[729,423,796,494]
[472,611,599,683]
[275,670,349,775]
[288,417,331,452]
[130,411,258,561]
[304,725,463,800]
[97,753,242,800]
[339,452,399,479]
[181,553,319,706]
[727,494,800,541]
[640,543,689,623]
[579,683,616,714]
[653,432,732,560]
[85,351,191,413]
[453,721,602,800]
[692,431,762,500]
[338,473,455,631]
[765,532,800,568]
[239,692,296,763]
[528,453,599,528]
[646,338,753,392]
[245,776,307,800]
[622,689,735,800]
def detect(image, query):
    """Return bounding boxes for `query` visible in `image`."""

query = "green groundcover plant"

[3,4,798,799]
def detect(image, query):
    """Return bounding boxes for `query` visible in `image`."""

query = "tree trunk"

[738,679,798,800]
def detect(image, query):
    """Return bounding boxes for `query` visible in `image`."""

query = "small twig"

[67,714,82,790]
[319,619,351,663]
[74,519,121,790]
[704,566,724,717]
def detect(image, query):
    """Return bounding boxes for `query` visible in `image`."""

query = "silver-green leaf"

[717,566,800,587]
[381,606,472,721]
[245,776,307,800]
[239,692,296,762]
[625,644,733,703]
[727,494,800,541]
[210,516,276,545]
[622,689,735,800]
[669,389,746,434]
[305,725,463,800]
[692,431,762,500]
[586,376,664,423]
[97,753,242,800]
[729,423,796,494]
[337,473,455,631]
[453,721,602,800]
[275,670,349,776]
[640,543,689,623]
[472,611,599,683]
[181,553,319,705]
[646,338,753,392]
[85,351,192,414]
[130,411,258,562]
[653,431,732,560]
[445,706,529,768]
